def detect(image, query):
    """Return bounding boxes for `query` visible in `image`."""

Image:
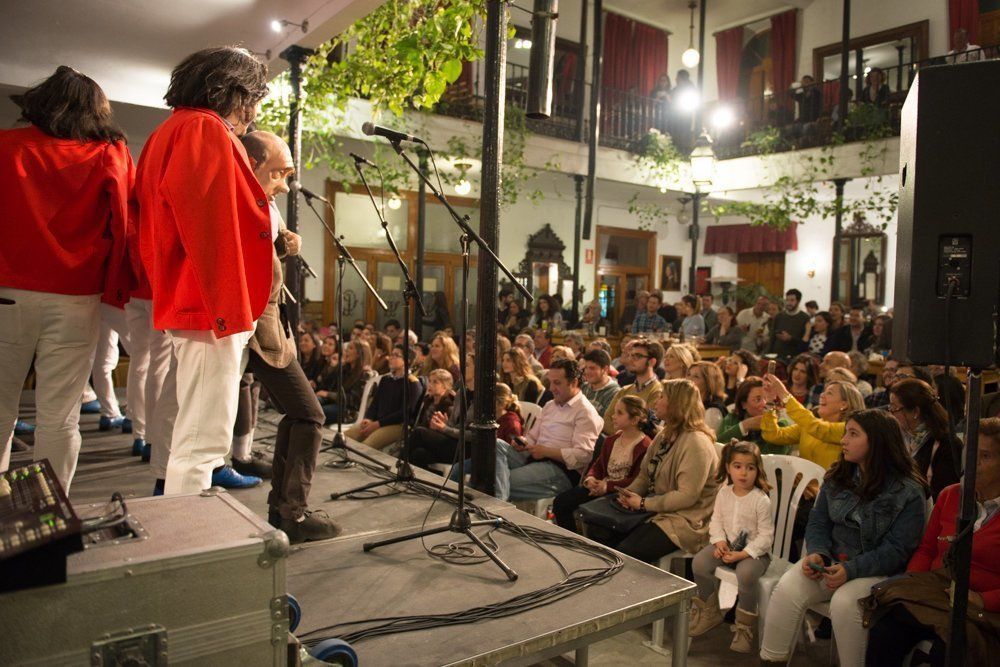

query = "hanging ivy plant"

[625,129,685,229]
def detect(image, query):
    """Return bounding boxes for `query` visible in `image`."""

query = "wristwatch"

[639,497,646,511]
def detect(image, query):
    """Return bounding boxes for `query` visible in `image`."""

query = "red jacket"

[585,431,651,492]
[135,109,271,337]
[908,484,1000,612]
[0,125,132,305]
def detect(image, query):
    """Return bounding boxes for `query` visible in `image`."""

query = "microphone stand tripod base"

[362,509,519,582]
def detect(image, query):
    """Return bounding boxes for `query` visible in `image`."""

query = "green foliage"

[256,0,545,208]
[626,129,685,229]
[741,126,782,155]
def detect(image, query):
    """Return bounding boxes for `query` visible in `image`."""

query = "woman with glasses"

[888,378,960,500]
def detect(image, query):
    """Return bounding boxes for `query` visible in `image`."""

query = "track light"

[271,18,309,34]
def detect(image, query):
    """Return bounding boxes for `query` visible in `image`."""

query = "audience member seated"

[562,332,586,360]
[717,377,786,454]
[691,441,774,653]
[721,350,758,405]
[423,332,461,384]
[759,409,928,666]
[678,295,705,339]
[598,379,720,563]
[823,307,871,354]
[663,342,695,380]
[500,347,544,404]
[807,351,852,407]
[528,294,564,331]
[371,332,392,374]
[493,359,602,502]
[413,368,456,431]
[408,356,476,469]
[513,333,546,376]
[700,294,718,331]
[500,300,528,337]
[578,299,607,335]
[345,344,424,450]
[865,418,1000,666]
[299,332,325,385]
[802,311,832,355]
[602,340,665,435]
[687,361,728,431]
[552,395,653,531]
[848,351,874,396]
[581,349,620,417]
[761,374,865,470]
[933,373,967,432]
[632,291,669,334]
[786,353,820,406]
[532,327,554,369]
[495,382,524,444]
[620,290,648,334]
[888,378,960,501]
[769,289,810,359]
[316,339,374,426]
[550,345,575,365]
[705,306,742,350]
[865,314,893,356]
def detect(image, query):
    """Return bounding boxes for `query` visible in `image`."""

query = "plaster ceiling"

[603,0,814,32]
[0,0,384,108]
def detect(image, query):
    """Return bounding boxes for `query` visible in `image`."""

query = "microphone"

[361,122,421,144]
[349,152,376,168]
[289,181,330,204]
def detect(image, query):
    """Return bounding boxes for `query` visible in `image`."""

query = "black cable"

[942,277,963,481]
[81,492,129,533]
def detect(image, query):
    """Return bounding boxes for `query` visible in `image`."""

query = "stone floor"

[11,393,833,666]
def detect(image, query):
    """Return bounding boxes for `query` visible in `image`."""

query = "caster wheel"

[309,638,358,666]
[287,594,302,633]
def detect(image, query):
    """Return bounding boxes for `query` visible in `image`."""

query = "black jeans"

[866,605,946,666]
[408,426,460,470]
[553,485,597,532]
[246,351,325,520]
[611,522,679,564]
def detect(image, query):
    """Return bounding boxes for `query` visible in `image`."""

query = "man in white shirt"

[736,296,771,353]
[948,28,981,63]
[494,359,602,501]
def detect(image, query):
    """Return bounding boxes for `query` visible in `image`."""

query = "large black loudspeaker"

[893,59,1000,368]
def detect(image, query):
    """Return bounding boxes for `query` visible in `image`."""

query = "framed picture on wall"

[660,255,682,292]
[695,266,712,295]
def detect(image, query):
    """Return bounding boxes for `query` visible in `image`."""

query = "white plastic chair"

[753,455,826,644]
[347,374,381,432]
[519,401,542,434]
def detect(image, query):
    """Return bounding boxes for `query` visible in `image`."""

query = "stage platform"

[10,393,713,666]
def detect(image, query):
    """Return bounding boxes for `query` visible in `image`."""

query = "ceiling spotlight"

[271,18,309,34]
[681,1,700,68]
[677,88,700,112]
[454,180,472,196]
[387,195,402,210]
[711,106,735,129]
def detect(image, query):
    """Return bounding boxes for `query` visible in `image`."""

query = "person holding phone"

[759,409,928,667]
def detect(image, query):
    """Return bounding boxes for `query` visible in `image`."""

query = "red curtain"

[633,23,669,96]
[602,12,634,92]
[715,27,744,101]
[822,79,840,115]
[602,12,668,95]
[556,51,578,101]
[770,10,797,106]
[949,0,980,46]
[704,224,798,254]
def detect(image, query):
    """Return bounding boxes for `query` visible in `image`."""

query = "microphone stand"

[361,139,530,581]
[328,158,463,500]
[299,194,391,472]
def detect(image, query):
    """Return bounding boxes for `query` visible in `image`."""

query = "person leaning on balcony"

[948,28,982,64]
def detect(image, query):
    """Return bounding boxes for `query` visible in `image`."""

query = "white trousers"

[90,304,131,419]
[164,328,251,495]
[124,298,171,441]
[759,559,882,667]
[0,287,101,491]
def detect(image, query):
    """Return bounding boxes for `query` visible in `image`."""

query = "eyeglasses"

[629,352,649,360]
[887,404,905,414]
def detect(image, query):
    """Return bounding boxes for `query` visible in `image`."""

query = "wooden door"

[738,252,786,298]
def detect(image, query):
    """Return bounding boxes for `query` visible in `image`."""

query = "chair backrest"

[351,374,382,428]
[520,402,542,434]
[761,454,826,561]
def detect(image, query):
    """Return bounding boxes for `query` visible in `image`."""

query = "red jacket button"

[259,231,269,239]
[256,199,266,207]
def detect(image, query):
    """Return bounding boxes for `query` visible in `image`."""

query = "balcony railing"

[434,44,999,159]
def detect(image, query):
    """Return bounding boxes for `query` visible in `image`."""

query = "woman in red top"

[865,417,1000,665]
[0,67,132,491]
[552,395,654,532]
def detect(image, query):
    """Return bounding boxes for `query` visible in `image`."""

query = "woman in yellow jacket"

[759,375,865,469]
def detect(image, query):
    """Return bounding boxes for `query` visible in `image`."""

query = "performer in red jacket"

[0,66,132,491]
[135,47,272,495]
